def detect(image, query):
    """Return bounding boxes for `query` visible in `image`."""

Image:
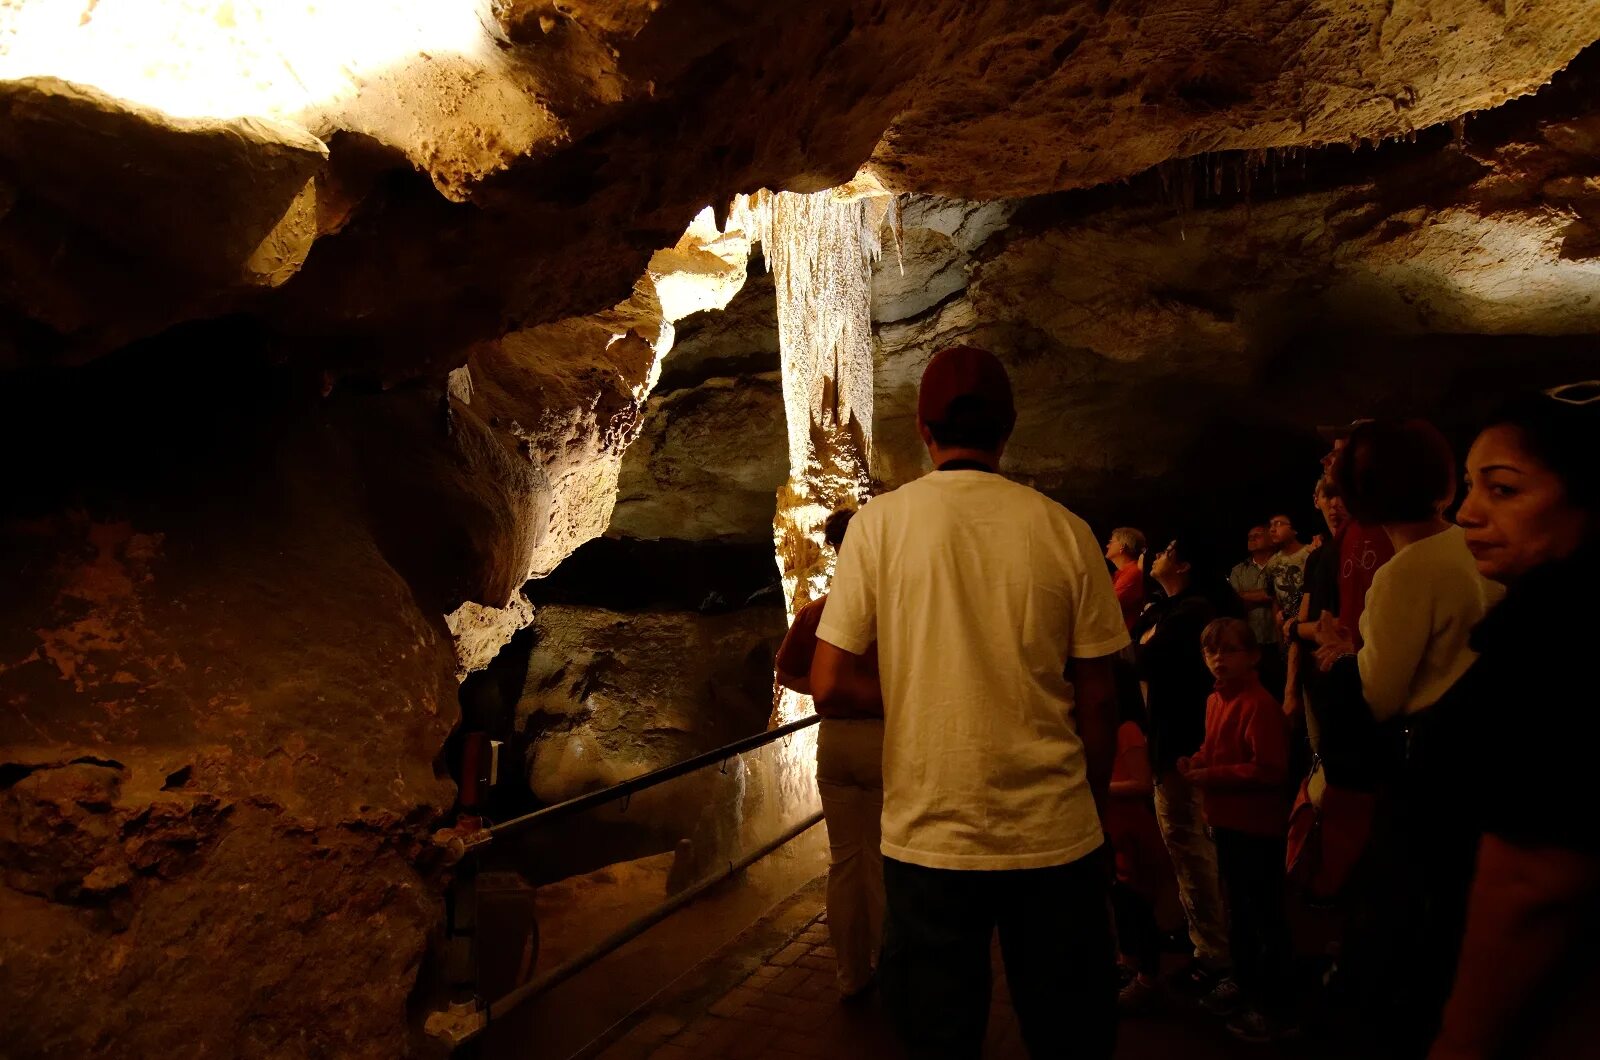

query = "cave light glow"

[0,0,499,123]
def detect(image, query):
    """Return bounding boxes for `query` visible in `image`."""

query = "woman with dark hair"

[1424,384,1600,1059]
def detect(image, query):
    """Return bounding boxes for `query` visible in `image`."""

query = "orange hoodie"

[1189,674,1290,837]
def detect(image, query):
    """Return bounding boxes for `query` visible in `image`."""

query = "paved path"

[578,881,1349,1060]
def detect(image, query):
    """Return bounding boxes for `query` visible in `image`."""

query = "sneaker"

[1117,974,1160,1015]
[1201,976,1244,1017]
[1226,1007,1272,1044]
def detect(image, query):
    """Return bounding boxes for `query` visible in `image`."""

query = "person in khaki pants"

[777,509,885,999]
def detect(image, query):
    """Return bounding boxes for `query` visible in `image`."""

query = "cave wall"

[4,3,1600,1055]
[871,55,1600,550]
[0,340,459,1058]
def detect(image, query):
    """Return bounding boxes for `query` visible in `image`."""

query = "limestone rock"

[873,197,1014,324]
[867,0,1600,199]
[0,77,327,365]
[609,373,787,543]
[519,603,786,803]
[10,2,1597,373]
[508,600,808,888]
[0,503,455,1058]
[872,65,1600,531]
[655,267,781,391]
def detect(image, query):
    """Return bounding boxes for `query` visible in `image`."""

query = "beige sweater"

[1357,525,1503,721]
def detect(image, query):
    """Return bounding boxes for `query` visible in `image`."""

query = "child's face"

[1203,643,1258,683]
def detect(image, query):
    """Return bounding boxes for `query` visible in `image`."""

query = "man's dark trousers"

[880,852,1117,1059]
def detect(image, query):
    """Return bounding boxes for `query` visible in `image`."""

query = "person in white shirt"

[811,345,1126,1060]
[1313,419,1501,716]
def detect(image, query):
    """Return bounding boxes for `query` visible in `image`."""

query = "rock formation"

[3,2,1599,1054]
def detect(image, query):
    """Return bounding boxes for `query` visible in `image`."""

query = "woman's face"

[1457,424,1589,582]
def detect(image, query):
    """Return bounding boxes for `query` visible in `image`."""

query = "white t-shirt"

[1357,525,1503,720]
[815,470,1130,870]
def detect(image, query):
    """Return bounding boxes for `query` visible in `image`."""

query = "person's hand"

[1309,533,1325,552]
[1139,623,1157,645]
[1312,611,1353,649]
[1312,611,1356,672]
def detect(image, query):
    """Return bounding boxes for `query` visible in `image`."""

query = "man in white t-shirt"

[812,345,1127,1059]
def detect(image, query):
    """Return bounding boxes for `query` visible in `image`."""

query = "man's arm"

[1066,653,1119,822]
[811,640,881,717]
[1430,836,1600,1060]
[1229,567,1273,606]
[775,668,812,696]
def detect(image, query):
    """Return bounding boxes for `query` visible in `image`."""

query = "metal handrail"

[483,713,821,844]
[427,712,827,1048]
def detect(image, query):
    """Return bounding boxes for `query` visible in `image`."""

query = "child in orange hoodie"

[1179,617,1294,1042]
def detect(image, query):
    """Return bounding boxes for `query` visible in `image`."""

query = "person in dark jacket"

[1424,384,1600,1060]
[1132,534,1233,1004]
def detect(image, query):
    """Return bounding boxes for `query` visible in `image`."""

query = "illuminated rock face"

[2,5,1600,1056]
[872,59,1600,534]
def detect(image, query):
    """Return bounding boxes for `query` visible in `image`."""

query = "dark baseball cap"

[917,345,1016,428]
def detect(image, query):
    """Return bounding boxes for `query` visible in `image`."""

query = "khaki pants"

[1153,771,1231,968]
[817,718,885,994]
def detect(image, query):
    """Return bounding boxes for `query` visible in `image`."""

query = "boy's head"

[1267,513,1298,547]
[1200,617,1259,684]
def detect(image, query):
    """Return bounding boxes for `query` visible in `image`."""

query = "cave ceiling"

[3,0,1597,375]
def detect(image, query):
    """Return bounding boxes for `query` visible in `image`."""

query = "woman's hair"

[1482,387,1600,520]
[1201,617,1257,653]
[1334,418,1456,525]
[1110,526,1146,558]
[822,508,856,551]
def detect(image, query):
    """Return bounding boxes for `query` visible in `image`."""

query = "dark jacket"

[1428,546,1599,855]
[1133,585,1218,773]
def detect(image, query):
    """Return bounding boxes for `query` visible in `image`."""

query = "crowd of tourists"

[775,343,1599,1059]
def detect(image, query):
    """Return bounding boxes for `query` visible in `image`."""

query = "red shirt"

[775,596,882,719]
[1338,521,1394,643]
[1107,721,1172,895]
[1112,563,1146,630]
[1191,674,1290,837]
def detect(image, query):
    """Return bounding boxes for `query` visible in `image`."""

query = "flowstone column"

[749,184,890,724]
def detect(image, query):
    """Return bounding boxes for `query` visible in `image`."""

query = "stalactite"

[725,184,887,722]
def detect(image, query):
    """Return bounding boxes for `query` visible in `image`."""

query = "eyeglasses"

[1544,380,1600,406]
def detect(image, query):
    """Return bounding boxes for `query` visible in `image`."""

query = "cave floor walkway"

[578,875,1348,1060]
